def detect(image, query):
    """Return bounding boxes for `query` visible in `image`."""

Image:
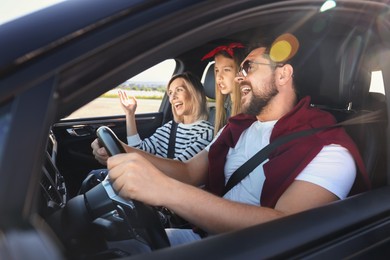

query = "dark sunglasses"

[238,60,283,77]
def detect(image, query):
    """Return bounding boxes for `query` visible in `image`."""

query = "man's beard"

[241,80,279,116]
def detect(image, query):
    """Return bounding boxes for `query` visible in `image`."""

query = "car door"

[51,60,176,197]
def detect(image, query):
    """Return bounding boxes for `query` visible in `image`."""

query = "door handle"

[66,127,92,137]
[66,123,117,137]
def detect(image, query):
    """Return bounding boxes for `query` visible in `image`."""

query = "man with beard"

[93,43,370,246]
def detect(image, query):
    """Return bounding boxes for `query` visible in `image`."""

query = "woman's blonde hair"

[167,72,208,123]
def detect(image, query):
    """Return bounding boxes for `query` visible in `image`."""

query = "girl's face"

[167,78,193,118]
[214,54,238,95]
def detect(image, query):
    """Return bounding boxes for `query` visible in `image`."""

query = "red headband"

[201,42,244,61]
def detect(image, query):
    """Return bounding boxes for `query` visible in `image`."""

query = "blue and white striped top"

[127,120,214,161]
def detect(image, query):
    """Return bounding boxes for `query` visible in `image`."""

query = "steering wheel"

[95,126,170,249]
[48,126,170,252]
[85,178,170,250]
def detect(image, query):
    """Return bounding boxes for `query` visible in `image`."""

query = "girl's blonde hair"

[167,72,208,123]
[214,51,244,135]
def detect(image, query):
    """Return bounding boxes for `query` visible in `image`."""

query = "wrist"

[162,178,187,209]
[125,111,135,117]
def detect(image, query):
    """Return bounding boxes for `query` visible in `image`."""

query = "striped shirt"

[127,120,214,161]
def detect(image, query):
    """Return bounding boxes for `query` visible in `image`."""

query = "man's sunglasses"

[238,60,283,77]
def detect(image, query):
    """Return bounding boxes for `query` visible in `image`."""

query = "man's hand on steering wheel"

[107,153,172,207]
[91,138,109,165]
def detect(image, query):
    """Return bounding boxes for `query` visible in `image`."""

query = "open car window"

[65,59,176,119]
[370,70,385,95]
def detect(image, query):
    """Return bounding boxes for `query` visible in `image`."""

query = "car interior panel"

[52,112,164,197]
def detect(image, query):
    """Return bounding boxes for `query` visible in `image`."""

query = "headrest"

[203,63,216,100]
[293,29,370,110]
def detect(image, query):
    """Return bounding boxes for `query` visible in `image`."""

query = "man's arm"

[157,179,337,234]
[124,146,209,186]
[107,153,338,234]
[92,136,209,186]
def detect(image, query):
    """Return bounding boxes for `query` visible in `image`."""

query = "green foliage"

[101,93,163,100]
[106,84,166,100]
[117,84,166,92]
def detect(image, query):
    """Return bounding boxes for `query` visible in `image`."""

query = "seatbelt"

[222,109,384,196]
[167,120,178,159]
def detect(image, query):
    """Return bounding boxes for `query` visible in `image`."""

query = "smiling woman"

[120,71,213,161]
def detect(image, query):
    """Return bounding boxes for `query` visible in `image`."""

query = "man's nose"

[235,73,244,83]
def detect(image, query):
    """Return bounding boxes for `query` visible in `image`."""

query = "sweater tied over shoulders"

[206,96,371,208]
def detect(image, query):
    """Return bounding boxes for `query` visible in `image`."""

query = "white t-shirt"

[205,120,356,206]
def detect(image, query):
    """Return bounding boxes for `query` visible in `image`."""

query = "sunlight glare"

[320,0,336,12]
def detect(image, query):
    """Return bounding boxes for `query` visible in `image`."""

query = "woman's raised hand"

[118,90,137,116]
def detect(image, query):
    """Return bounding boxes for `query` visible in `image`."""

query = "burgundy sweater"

[206,96,371,208]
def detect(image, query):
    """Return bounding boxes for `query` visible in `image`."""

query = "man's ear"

[276,64,293,85]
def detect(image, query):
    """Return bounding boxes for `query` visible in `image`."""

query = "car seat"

[203,63,216,126]
[293,27,387,188]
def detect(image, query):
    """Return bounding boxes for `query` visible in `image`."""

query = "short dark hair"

[247,35,298,66]
[247,37,298,97]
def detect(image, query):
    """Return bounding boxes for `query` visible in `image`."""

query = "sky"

[0,0,67,25]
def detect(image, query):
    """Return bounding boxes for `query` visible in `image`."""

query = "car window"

[0,101,12,159]
[65,59,176,119]
[201,61,214,85]
[369,70,385,95]
[201,61,216,108]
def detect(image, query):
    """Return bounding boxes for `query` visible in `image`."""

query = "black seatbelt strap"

[222,109,384,196]
[167,120,178,159]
